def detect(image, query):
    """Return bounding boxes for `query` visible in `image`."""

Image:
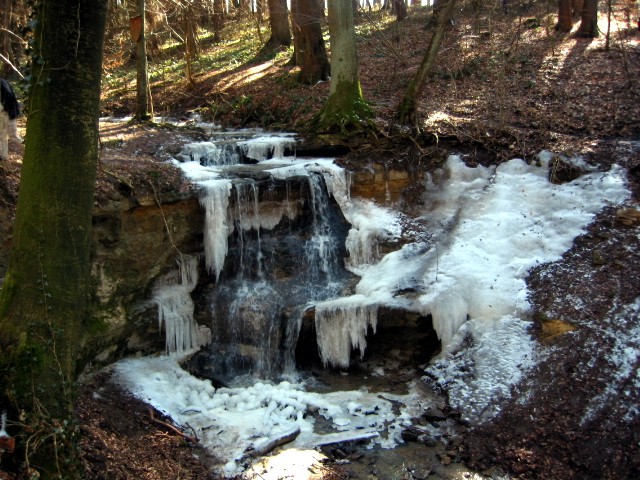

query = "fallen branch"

[148,408,198,443]
[240,426,301,460]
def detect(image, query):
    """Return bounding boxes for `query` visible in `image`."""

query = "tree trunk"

[556,0,573,32]
[0,0,107,477]
[213,0,225,42]
[572,0,584,18]
[316,0,372,133]
[0,0,11,76]
[135,0,152,120]
[292,0,330,84]
[394,0,407,20]
[426,0,447,28]
[264,0,291,49]
[396,0,457,126]
[184,4,198,85]
[576,0,598,37]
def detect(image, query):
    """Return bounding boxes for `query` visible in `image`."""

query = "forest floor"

[1,2,640,479]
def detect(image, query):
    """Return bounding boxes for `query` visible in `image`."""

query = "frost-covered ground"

[114,134,630,477]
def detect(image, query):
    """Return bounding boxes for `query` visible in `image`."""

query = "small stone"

[592,251,606,266]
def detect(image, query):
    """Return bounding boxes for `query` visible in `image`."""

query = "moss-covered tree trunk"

[0,0,107,477]
[316,0,372,133]
[396,0,457,126]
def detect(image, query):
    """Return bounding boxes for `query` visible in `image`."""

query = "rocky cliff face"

[82,193,205,367]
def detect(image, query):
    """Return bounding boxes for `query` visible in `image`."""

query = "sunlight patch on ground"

[221,61,274,90]
[244,449,328,480]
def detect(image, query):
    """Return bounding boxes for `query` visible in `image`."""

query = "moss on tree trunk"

[0,0,107,477]
[313,0,372,134]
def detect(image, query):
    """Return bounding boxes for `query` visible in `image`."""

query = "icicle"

[314,297,378,369]
[155,255,201,354]
[200,180,232,281]
[239,136,295,161]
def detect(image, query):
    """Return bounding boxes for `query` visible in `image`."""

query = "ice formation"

[200,179,232,280]
[154,255,203,354]
[314,295,378,368]
[114,355,428,477]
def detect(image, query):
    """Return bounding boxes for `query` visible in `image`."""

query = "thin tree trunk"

[0,0,11,76]
[0,0,107,477]
[213,0,225,42]
[135,0,151,120]
[184,4,198,85]
[396,0,457,126]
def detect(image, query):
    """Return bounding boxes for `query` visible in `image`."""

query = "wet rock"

[616,207,640,226]
[423,407,447,422]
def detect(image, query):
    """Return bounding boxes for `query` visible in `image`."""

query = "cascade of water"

[314,296,378,369]
[154,255,205,354]
[233,180,265,279]
[200,180,232,281]
[305,174,341,283]
[316,166,393,270]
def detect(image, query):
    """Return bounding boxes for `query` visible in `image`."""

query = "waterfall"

[154,255,207,354]
[305,174,342,283]
[233,180,264,280]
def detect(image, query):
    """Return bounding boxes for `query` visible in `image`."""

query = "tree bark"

[292,0,330,84]
[184,4,198,85]
[572,0,584,18]
[0,0,107,477]
[0,0,11,76]
[576,0,598,37]
[396,0,457,126]
[316,0,372,133]
[556,0,574,32]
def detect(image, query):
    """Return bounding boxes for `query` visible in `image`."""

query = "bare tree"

[396,0,457,126]
[133,0,152,119]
